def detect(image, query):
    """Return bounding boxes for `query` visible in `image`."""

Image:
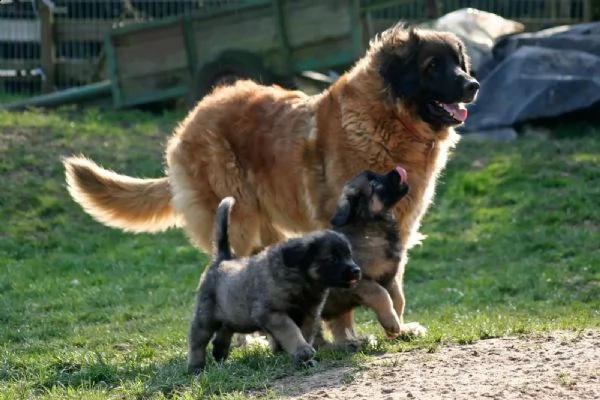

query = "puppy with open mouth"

[318,166,421,345]
[187,197,361,373]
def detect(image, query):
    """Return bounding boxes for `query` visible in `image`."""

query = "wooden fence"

[0,2,110,95]
[0,0,594,98]
[0,0,202,96]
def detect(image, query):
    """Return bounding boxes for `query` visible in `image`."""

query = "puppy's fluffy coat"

[188,197,361,373]
[320,167,423,344]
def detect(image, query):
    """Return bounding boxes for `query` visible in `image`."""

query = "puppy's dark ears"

[379,28,421,99]
[330,186,356,228]
[281,240,315,270]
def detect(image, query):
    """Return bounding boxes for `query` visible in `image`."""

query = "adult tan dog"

[63,24,479,339]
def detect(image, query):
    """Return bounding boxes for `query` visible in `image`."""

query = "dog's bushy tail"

[63,156,182,233]
[212,196,235,261]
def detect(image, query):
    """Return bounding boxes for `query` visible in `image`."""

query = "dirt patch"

[269,330,599,399]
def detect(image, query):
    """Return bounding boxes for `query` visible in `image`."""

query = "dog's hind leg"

[311,323,330,349]
[259,220,287,247]
[182,207,216,255]
[326,310,361,345]
[248,220,287,255]
[211,325,235,363]
[299,310,322,346]
[187,300,218,374]
[227,204,262,257]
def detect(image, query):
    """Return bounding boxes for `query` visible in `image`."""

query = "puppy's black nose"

[463,79,480,99]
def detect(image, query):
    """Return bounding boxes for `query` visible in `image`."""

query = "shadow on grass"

[24,335,428,399]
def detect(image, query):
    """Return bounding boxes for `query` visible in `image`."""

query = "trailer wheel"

[190,51,276,105]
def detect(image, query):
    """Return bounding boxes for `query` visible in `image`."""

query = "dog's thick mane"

[314,31,461,250]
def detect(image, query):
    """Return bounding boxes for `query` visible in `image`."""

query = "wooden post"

[424,0,439,19]
[583,0,592,22]
[39,0,56,93]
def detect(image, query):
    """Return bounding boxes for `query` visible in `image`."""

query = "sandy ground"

[265,330,599,400]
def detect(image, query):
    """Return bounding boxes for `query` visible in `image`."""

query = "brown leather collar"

[398,115,436,150]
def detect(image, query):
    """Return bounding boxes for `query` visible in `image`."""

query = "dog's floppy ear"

[457,41,472,75]
[330,186,356,228]
[379,28,421,99]
[281,239,315,270]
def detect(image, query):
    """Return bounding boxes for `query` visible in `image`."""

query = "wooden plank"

[348,0,363,56]
[55,59,103,86]
[39,1,56,93]
[583,0,592,22]
[0,19,39,42]
[54,20,116,42]
[104,34,123,108]
[284,0,353,48]
[190,6,277,66]
[292,37,356,72]
[118,85,188,109]
[113,19,182,47]
[272,0,293,74]
[113,22,188,79]
[0,19,125,44]
[109,0,271,37]
[119,67,190,105]
[182,15,199,75]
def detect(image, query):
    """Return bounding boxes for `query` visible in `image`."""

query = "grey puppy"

[317,166,418,345]
[187,196,362,373]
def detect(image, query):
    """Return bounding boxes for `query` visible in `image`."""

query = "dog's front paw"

[398,322,427,339]
[291,344,317,366]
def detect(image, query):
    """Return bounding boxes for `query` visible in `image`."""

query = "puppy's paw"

[187,362,205,375]
[331,338,366,353]
[398,322,428,339]
[291,344,317,366]
[302,359,319,368]
[311,333,330,350]
[381,316,401,339]
[269,338,284,354]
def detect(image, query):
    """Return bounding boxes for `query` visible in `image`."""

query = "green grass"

[1,106,599,399]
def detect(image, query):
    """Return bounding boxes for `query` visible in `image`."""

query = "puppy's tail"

[212,196,235,261]
[63,156,182,233]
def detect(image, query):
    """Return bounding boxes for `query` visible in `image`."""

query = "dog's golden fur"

[64,26,474,336]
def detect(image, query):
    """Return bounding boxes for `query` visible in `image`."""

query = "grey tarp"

[461,22,600,136]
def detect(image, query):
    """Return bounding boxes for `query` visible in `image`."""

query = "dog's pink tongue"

[395,166,408,184]
[442,103,468,122]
